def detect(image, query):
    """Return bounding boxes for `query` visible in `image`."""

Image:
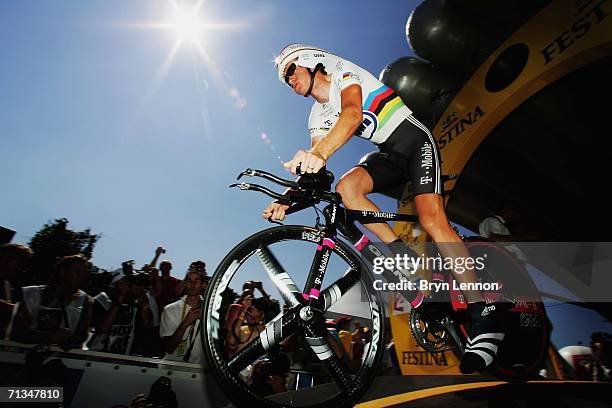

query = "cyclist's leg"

[414,194,483,302]
[336,153,405,244]
[403,118,482,299]
[405,116,505,373]
[339,152,424,306]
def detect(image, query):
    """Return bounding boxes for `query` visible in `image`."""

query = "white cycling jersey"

[308,58,412,145]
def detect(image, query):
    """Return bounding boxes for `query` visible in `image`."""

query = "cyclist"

[263,44,503,373]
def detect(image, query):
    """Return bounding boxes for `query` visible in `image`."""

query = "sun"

[113,0,249,106]
[169,8,204,45]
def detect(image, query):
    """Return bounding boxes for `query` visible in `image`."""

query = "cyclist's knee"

[336,170,370,203]
[418,211,449,236]
[336,179,360,204]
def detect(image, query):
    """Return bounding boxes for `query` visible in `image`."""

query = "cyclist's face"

[285,63,310,95]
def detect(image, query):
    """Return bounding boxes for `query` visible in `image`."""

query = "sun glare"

[119,0,251,116]
[170,8,204,44]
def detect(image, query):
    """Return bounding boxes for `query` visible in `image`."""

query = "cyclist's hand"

[284,149,326,174]
[263,202,290,221]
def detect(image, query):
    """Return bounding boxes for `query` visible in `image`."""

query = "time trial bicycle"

[202,168,549,408]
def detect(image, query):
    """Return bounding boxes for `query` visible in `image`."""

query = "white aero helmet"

[275,43,341,84]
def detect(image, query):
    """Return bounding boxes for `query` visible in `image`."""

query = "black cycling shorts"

[355,116,442,196]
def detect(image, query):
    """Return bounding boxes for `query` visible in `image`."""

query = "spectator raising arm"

[148,246,166,269]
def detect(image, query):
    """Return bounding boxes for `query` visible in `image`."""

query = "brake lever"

[236,168,299,189]
[236,168,257,180]
[229,182,250,190]
[229,182,290,203]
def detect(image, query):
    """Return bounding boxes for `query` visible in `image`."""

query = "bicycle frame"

[231,168,422,308]
[300,202,419,308]
[242,168,481,356]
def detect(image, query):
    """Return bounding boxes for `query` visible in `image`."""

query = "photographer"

[159,269,205,363]
[88,261,159,356]
[224,287,267,356]
[174,260,209,298]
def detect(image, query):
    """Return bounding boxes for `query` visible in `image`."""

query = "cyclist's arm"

[311,135,321,149]
[310,84,362,160]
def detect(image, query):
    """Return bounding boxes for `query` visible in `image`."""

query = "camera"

[121,260,135,276]
[119,260,151,289]
[147,376,177,408]
[127,271,151,289]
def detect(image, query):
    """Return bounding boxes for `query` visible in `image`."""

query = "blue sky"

[1,0,408,272]
[1,0,609,348]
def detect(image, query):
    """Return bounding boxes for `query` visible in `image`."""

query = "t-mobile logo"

[420,176,433,185]
[421,144,433,169]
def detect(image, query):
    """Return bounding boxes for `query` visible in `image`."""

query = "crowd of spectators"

[0,239,390,395]
[0,241,394,383]
[0,243,212,362]
[3,240,608,404]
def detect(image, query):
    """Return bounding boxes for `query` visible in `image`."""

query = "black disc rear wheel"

[464,238,550,382]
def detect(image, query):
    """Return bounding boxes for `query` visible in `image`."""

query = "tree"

[25,218,100,285]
